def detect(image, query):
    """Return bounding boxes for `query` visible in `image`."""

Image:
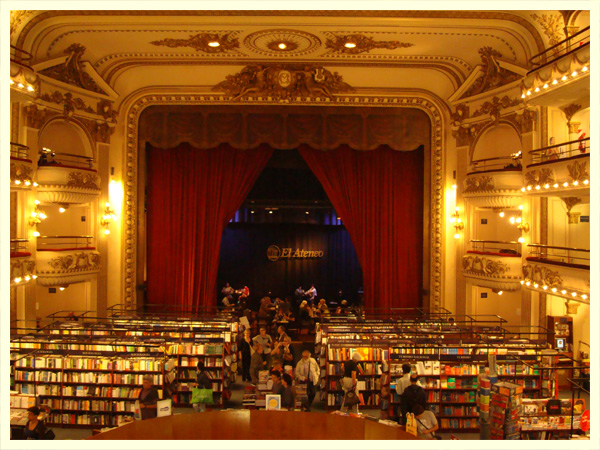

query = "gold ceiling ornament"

[213,64,354,101]
[244,29,321,57]
[561,197,582,224]
[525,168,555,186]
[523,264,563,288]
[566,160,589,183]
[471,95,521,122]
[530,13,565,49]
[462,47,520,98]
[450,104,470,126]
[325,33,413,54]
[10,10,34,36]
[39,91,96,118]
[462,255,510,277]
[513,108,538,134]
[560,103,582,124]
[24,104,60,129]
[10,259,36,281]
[48,251,100,272]
[66,172,100,190]
[39,44,105,94]
[463,175,495,193]
[150,32,239,53]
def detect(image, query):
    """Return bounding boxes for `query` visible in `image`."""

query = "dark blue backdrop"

[217,223,363,303]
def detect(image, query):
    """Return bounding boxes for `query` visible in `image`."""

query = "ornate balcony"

[521,244,590,303]
[522,27,590,106]
[10,143,35,190]
[35,236,100,287]
[10,45,39,101]
[36,151,100,205]
[462,240,523,291]
[10,239,36,287]
[522,138,590,196]
[463,155,523,208]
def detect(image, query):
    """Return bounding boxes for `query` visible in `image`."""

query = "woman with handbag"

[193,361,213,412]
[340,352,361,414]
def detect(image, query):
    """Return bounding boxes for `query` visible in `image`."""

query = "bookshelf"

[546,316,574,389]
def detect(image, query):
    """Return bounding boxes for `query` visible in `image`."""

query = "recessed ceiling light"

[208,41,220,47]
[278,43,287,50]
[344,42,356,48]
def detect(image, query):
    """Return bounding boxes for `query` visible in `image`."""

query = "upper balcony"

[522,244,590,303]
[36,150,101,205]
[10,46,39,101]
[35,236,100,287]
[522,138,590,197]
[10,239,36,287]
[462,240,523,292]
[463,154,523,209]
[522,27,590,107]
[10,143,35,190]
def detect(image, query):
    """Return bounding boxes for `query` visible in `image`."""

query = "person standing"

[238,330,253,382]
[400,374,427,425]
[295,350,319,411]
[395,363,412,421]
[340,352,361,414]
[281,373,296,410]
[306,285,317,306]
[253,327,273,368]
[138,375,159,420]
[250,342,265,385]
[193,361,212,412]
[23,407,47,440]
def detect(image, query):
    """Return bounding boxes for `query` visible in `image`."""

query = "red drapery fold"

[146,143,274,311]
[298,144,424,310]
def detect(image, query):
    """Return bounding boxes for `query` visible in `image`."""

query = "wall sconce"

[29,200,47,237]
[516,221,530,243]
[449,206,464,239]
[100,202,117,235]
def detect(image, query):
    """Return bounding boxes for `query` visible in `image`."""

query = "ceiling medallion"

[244,29,321,57]
[213,64,354,101]
[325,33,414,54]
[150,32,239,53]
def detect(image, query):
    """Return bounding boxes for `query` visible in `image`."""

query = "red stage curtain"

[146,143,273,311]
[298,144,424,310]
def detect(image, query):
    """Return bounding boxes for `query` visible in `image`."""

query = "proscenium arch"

[120,91,448,313]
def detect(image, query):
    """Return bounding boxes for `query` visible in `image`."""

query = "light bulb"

[14,277,22,283]
[59,207,66,213]
[553,183,559,188]
[59,287,65,291]
[31,211,38,217]
[278,43,287,50]
[521,187,526,192]
[104,229,110,235]
[582,66,588,72]
[18,83,24,88]
[269,211,273,214]
[450,217,456,223]
[208,41,220,47]
[571,292,577,297]
[14,180,21,185]
[544,184,550,189]
[527,186,532,191]
[10,79,15,85]
[516,217,522,224]
[32,231,40,237]
[534,283,539,289]
[345,42,357,48]
[499,211,505,218]
[525,281,531,286]
[454,233,460,239]
[518,237,525,243]
[24,276,31,281]
[543,285,548,290]
[573,181,579,186]
[27,85,34,92]
[561,75,567,81]
[582,294,588,300]
[526,91,531,96]
[34,200,40,205]
[33,182,38,187]
[38,213,47,220]
[561,290,567,295]
[251,210,255,214]
[552,79,558,85]
[520,280,525,285]
[583,179,589,185]
[551,288,557,293]
[572,71,578,77]
[32,274,37,279]
[521,93,525,99]
[535,185,541,190]
[510,217,515,224]
[305,211,309,215]
[24,180,31,186]
[534,87,540,92]
[451,184,457,190]
[519,205,523,210]
[543,83,548,89]
[563,182,569,187]
[498,291,503,296]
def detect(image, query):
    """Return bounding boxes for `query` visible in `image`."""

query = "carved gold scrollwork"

[471,96,521,123]
[525,168,554,186]
[462,256,510,277]
[48,252,100,271]
[325,33,414,54]
[39,91,96,117]
[67,172,100,190]
[10,258,36,280]
[522,264,563,288]
[464,175,495,193]
[10,162,33,183]
[462,47,520,98]
[24,104,60,129]
[213,64,354,101]
[150,32,239,53]
[566,160,589,182]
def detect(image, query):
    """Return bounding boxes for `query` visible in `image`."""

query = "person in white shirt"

[295,350,319,411]
[396,363,412,422]
[306,285,317,305]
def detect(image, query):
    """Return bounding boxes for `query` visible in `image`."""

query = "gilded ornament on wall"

[514,108,537,134]
[10,10,34,36]
[67,172,100,190]
[48,252,100,271]
[24,104,60,129]
[39,44,105,94]
[566,160,589,182]
[560,103,582,124]
[522,264,563,288]
[531,14,565,49]
[462,47,520,98]
[450,104,469,126]
[10,162,33,183]
[525,168,554,186]
[151,32,239,53]
[464,175,494,193]
[325,33,413,54]
[471,96,521,122]
[462,256,510,277]
[39,90,96,117]
[213,64,354,101]
[10,258,36,280]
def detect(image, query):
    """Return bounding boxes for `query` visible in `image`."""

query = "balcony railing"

[527,244,590,268]
[529,26,590,70]
[469,154,522,174]
[529,138,590,165]
[468,240,522,256]
[37,236,95,252]
[10,142,30,160]
[10,239,30,257]
[38,151,94,170]
[10,45,33,67]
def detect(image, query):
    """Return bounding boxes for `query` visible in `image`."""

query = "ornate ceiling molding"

[39,44,106,94]
[10,10,34,37]
[471,95,522,122]
[461,47,521,99]
[212,64,354,101]
[121,90,446,312]
[150,32,240,53]
[530,13,565,49]
[243,29,321,57]
[39,90,96,116]
[325,33,413,54]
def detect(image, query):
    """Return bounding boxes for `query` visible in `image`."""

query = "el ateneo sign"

[267,245,324,262]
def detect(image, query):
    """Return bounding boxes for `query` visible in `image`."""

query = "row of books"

[112,373,163,385]
[441,377,477,389]
[519,415,580,430]
[12,343,160,352]
[168,344,224,355]
[441,391,476,403]
[325,392,382,406]
[326,362,384,376]
[62,399,123,411]
[64,372,112,383]
[497,364,539,376]
[328,378,382,391]
[439,418,479,429]
[179,369,222,379]
[441,405,478,417]
[179,356,223,367]
[178,382,221,391]
[327,347,384,361]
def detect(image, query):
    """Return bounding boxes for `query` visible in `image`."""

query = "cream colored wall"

[35,204,91,238]
[471,124,522,161]
[547,294,589,358]
[35,282,91,324]
[38,120,93,159]
[547,197,590,250]
[471,285,522,328]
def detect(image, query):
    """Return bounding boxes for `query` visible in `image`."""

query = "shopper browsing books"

[138,375,159,420]
[281,373,296,410]
[400,374,427,425]
[295,350,319,411]
[412,404,440,440]
[23,407,47,440]
[193,361,212,412]
[253,328,273,368]
[270,370,285,396]
[340,352,362,414]
[250,342,265,385]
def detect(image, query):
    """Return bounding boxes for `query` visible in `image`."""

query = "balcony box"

[462,169,523,209]
[36,236,100,286]
[524,152,590,197]
[36,165,101,205]
[462,251,522,291]
[10,143,34,190]
[10,255,36,287]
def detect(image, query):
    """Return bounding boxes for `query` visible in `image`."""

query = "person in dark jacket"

[270,369,285,396]
[23,407,47,440]
[281,373,295,410]
[194,361,212,412]
[400,374,427,424]
[138,375,159,420]
[238,330,253,382]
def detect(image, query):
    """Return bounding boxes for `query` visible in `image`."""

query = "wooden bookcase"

[546,315,574,390]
